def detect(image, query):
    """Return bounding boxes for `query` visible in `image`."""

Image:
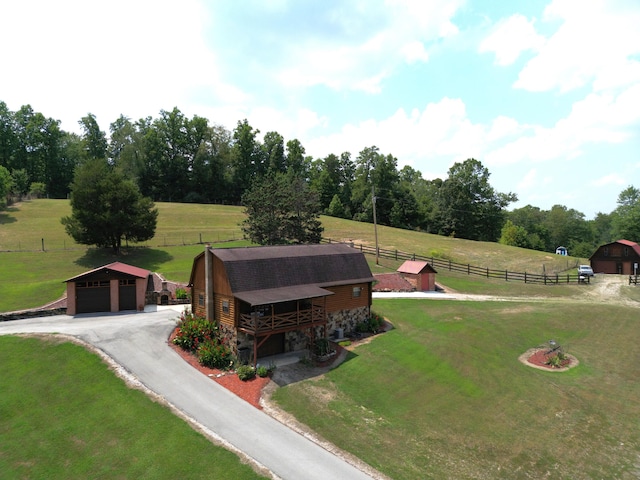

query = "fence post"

[544,274,547,285]
[199,233,202,244]
[41,238,45,251]
[524,272,527,283]
[449,259,452,271]
[486,267,489,278]
[468,264,470,275]
[395,250,398,261]
[505,270,508,281]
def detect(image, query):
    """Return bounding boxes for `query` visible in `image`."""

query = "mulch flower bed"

[518,347,578,371]
[168,328,270,409]
[526,349,571,368]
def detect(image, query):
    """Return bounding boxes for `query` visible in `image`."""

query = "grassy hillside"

[0,199,586,312]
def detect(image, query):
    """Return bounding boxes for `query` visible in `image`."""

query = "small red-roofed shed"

[397,260,437,291]
[65,262,150,315]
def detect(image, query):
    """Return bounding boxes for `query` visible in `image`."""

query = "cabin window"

[198,294,204,307]
[352,286,362,298]
[604,247,608,256]
[624,247,629,257]
[222,300,230,314]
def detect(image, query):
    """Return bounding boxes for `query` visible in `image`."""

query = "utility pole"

[372,186,379,265]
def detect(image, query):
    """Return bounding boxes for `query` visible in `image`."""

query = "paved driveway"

[0,308,377,480]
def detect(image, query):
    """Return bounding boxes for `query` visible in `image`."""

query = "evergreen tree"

[241,173,323,245]
[61,159,158,253]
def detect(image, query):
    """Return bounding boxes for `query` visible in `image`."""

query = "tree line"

[1,100,638,255]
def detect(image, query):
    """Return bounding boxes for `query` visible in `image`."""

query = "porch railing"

[238,307,325,334]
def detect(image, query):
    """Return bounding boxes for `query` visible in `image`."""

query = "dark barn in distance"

[590,240,640,275]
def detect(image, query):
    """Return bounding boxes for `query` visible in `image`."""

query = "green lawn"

[272,299,640,479]
[0,335,267,480]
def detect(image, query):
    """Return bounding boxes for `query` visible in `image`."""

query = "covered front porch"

[234,285,334,365]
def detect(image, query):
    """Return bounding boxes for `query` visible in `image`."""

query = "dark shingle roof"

[212,244,374,297]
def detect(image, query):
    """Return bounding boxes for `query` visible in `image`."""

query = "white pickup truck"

[578,265,594,277]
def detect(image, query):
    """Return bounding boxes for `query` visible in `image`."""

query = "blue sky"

[2,0,639,219]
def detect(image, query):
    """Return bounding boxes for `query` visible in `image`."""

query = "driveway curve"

[0,308,378,480]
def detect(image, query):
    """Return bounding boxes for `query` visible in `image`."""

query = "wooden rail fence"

[322,238,584,286]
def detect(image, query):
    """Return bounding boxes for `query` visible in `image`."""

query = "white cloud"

[401,41,430,64]
[514,0,640,93]
[0,0,240,132]
[273,0,464,93]
[304,97,486,174]
[591,174,626,187]
[479,14,545,65]
[517,169,538,191]
[485,84,640,167]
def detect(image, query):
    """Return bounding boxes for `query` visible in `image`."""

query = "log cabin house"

[188,243,375,363]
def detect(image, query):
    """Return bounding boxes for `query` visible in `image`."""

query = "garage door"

[119,280,137,311]
[76,281,110,313]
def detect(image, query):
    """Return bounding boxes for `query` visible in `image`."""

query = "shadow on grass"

[74,246,173,272]
[0,206,18,225]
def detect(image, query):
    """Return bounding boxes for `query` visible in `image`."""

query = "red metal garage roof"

[65,262,150,282]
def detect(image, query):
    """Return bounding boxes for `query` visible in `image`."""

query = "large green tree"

[229,119,264,202]
[241,173,323,245]
[612,186,640,242]
[79,113,108,161]
[61,159,158,253]
[0,165,12,208]
[436,158,517,242]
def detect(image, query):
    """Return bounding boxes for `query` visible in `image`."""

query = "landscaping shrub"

[355,312,385,334]
[197,338,233,369]
[236,365,256,381]
[545,352,568,368]
[256,365,269,377]
[172,311,218,352]
[175,288,188,299]
[369,312,384,332]
[313,338,332,356]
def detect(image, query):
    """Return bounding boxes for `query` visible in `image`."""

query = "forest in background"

[1,100,638,257]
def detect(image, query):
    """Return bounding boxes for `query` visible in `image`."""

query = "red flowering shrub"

[197,338,233,369]
[172,311,218,352]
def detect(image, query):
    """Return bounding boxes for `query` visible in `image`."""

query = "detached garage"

[65,262,150,315]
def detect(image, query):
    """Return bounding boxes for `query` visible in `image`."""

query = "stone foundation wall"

[285,330,310,352]
[327,306,370,337]
[218,322,239,355]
